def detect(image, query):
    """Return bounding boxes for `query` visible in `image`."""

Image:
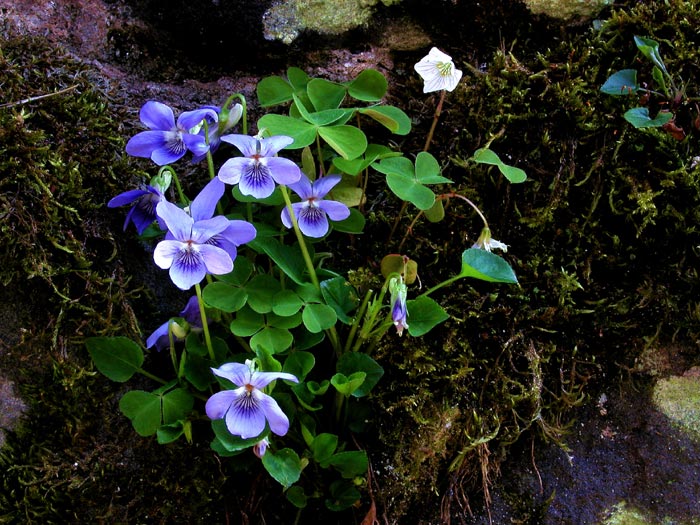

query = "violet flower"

[217,134,301,198]
[107,184,165,234]
[146,296,203,351]
[126,101,218,165]
[153,200,234,290]
[389,277,409,336]
[191,103,243,163]
[187,177,257,260]
[280,174,350,237]
[205,361,299,439]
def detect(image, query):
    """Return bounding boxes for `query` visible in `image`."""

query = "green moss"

[263,0,402,43]
[653,373,700,440]
[523,0,612,19]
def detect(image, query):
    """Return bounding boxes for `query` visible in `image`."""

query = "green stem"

[135,367,167,385]
[280,185,320,290]
[171,171,188,206]
[420,274,462,298]
[280,185,342,355]
[343,289,373,353]
[195,283,216,362]
[168,321,178,376]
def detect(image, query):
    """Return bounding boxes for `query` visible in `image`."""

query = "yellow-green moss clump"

[653,372,700,440]
[523,0,611,19]
[263,0,401,43]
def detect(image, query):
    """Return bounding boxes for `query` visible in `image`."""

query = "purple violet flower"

[153,200,234,290]
[280,174,350,237]
[126,101,218,165]
[107,184,165,234]
[217,134,301,198]
[389,277,409,336]
[186,177,257,260]
[191,103,243,163]
[205,361,299,439]
[146,296,203,351]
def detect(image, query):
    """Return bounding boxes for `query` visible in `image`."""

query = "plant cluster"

[86,47,523,516]
[601,35,697,139]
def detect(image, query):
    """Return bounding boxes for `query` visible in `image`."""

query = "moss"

[263,0,402,43]
[653,373,700,440]
[523,0,612,20]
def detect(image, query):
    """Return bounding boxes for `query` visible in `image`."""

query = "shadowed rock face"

[0,379,27,448]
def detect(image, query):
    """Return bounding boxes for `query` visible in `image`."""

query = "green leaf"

[272,289,304,317]
[161,388,194,424]
[86,336,144,382]
[424,199,445,223]
[358,106,411,135]
[307,379,330,395]
[302,303,338,333]
[652,66,668,97]
[318,125,368,160]
[250,327,293,354]
[386,172,436,210]
[119,387,193,437]
[119,390,160,436]
[460,248,518,283]
[415,151,451,184]
[472,148,527,183]
[262,448,302,488]
[249,237,307,285]
[307,78,346,110]
[634,35,667,74]
[287,67,310,92]
[332,143,397,175]
[331,208,366,234]
[337,353,383,397]
[229,306,264,337]
[283,351,315,381]
[325,480,361,511]
[600,69,640,96]
[347,69,387,101]
[623,107,673,128]
[406,296,449,337]
[331,371,366,397]
[257,114,317,149]
[257,75,294,107]
[157,421,185,444]
[212,418,265,451]
[321,276,358,324]
[183,353,214,391]
[202,281,247,312]
[292,382,323,411]
[311,433,339,465]
[328,450,368,478]
[286,485,308,509]
[245,274,282,314]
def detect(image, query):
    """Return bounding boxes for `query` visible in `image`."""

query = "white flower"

[414,47,463,93]
[472,227,508,253]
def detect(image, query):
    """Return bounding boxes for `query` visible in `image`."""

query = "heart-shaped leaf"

[600,69,640,96]
[472,148,527,183]
[623,107,673,128]
[347,69,387,101]
[459,248,518,283]
[86,336,144,382]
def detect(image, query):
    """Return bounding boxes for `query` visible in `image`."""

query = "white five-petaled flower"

[414,47,463,93]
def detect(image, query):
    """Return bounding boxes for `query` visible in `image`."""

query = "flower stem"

[195,283,216,362]
[280,185,342,355]
[424,89,446,153]
[280,185,320,290]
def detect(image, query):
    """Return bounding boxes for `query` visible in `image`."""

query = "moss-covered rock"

[523,0,612,19]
